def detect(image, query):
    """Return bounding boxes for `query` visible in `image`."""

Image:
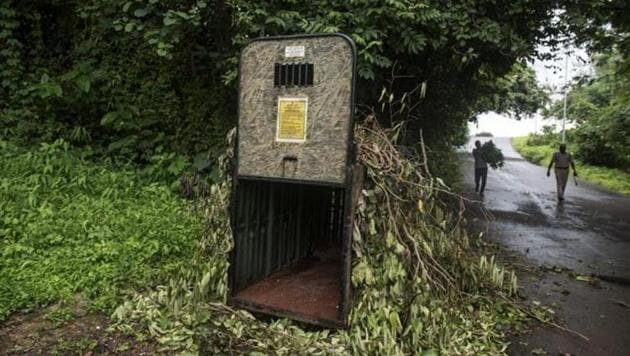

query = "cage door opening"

[229,179,347,326]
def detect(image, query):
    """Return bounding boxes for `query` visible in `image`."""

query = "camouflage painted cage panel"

[237,34,355,185]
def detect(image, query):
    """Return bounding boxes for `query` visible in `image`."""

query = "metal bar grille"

[274,63,314,87]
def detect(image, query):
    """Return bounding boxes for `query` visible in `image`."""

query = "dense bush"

[574,105,630,169]
[0,139,203,319]
[0,1,237,164]
[514,136,558,165]
[479,140,505,169]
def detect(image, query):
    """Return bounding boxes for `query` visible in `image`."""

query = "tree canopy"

[541,0,630,170]
[544,51,629,169]
[0,0,609,167]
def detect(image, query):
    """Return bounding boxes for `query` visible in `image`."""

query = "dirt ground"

[0,298,157,355]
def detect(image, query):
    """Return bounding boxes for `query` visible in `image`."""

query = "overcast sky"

[469,45,592,137]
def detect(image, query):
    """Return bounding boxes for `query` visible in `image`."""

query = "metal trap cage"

[228,33,357,328]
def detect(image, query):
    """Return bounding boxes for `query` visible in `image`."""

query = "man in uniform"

[472,140,488,195]
[547,143,578,201]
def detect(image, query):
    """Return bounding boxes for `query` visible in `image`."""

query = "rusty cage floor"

[233,251,342,323]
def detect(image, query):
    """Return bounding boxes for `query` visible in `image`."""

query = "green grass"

[512,136,630,195]
[0,139,203,320]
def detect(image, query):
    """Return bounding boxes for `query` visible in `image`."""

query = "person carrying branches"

[547,143,578,201]
[472,140,488,195]
[471,139,504,196]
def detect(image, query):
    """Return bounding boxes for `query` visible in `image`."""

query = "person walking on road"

[547,143,578,201]
[472,140,488,195]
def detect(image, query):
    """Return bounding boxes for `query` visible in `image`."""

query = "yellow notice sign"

[277,97,308,142]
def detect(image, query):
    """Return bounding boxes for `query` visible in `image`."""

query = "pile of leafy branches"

[111,122,531,354]
[480,140,505,169]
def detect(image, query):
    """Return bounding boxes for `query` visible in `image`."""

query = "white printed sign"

[284,45,305,58]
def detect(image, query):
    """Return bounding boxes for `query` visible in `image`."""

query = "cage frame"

[227,33,357,328]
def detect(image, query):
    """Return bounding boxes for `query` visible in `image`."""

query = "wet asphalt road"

[461,137,630,355]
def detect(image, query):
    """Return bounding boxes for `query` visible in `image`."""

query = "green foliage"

[426,143,464,189]
[343,123,523,354]
[112,126,530,354]
[45,307,76,327]
[522,125,564,147]
[112,132,237,353]
[512,136,630,195]
[228,0,555,148]
[559,0,630,65]
[479,140,505,169]
[1,0,625,173]
[1,0,562,164]
[512,136,558,165]
[0,3,23,97]
[544,52,630,169]
[553,0,630,143]
[372,79,465,186]
[476,63,550,120]
[51,337,98,356]
[237,0,557,146]
[1,0,236,161]
[0,139,203,320]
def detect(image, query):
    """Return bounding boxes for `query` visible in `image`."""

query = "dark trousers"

[475,167,488,193]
